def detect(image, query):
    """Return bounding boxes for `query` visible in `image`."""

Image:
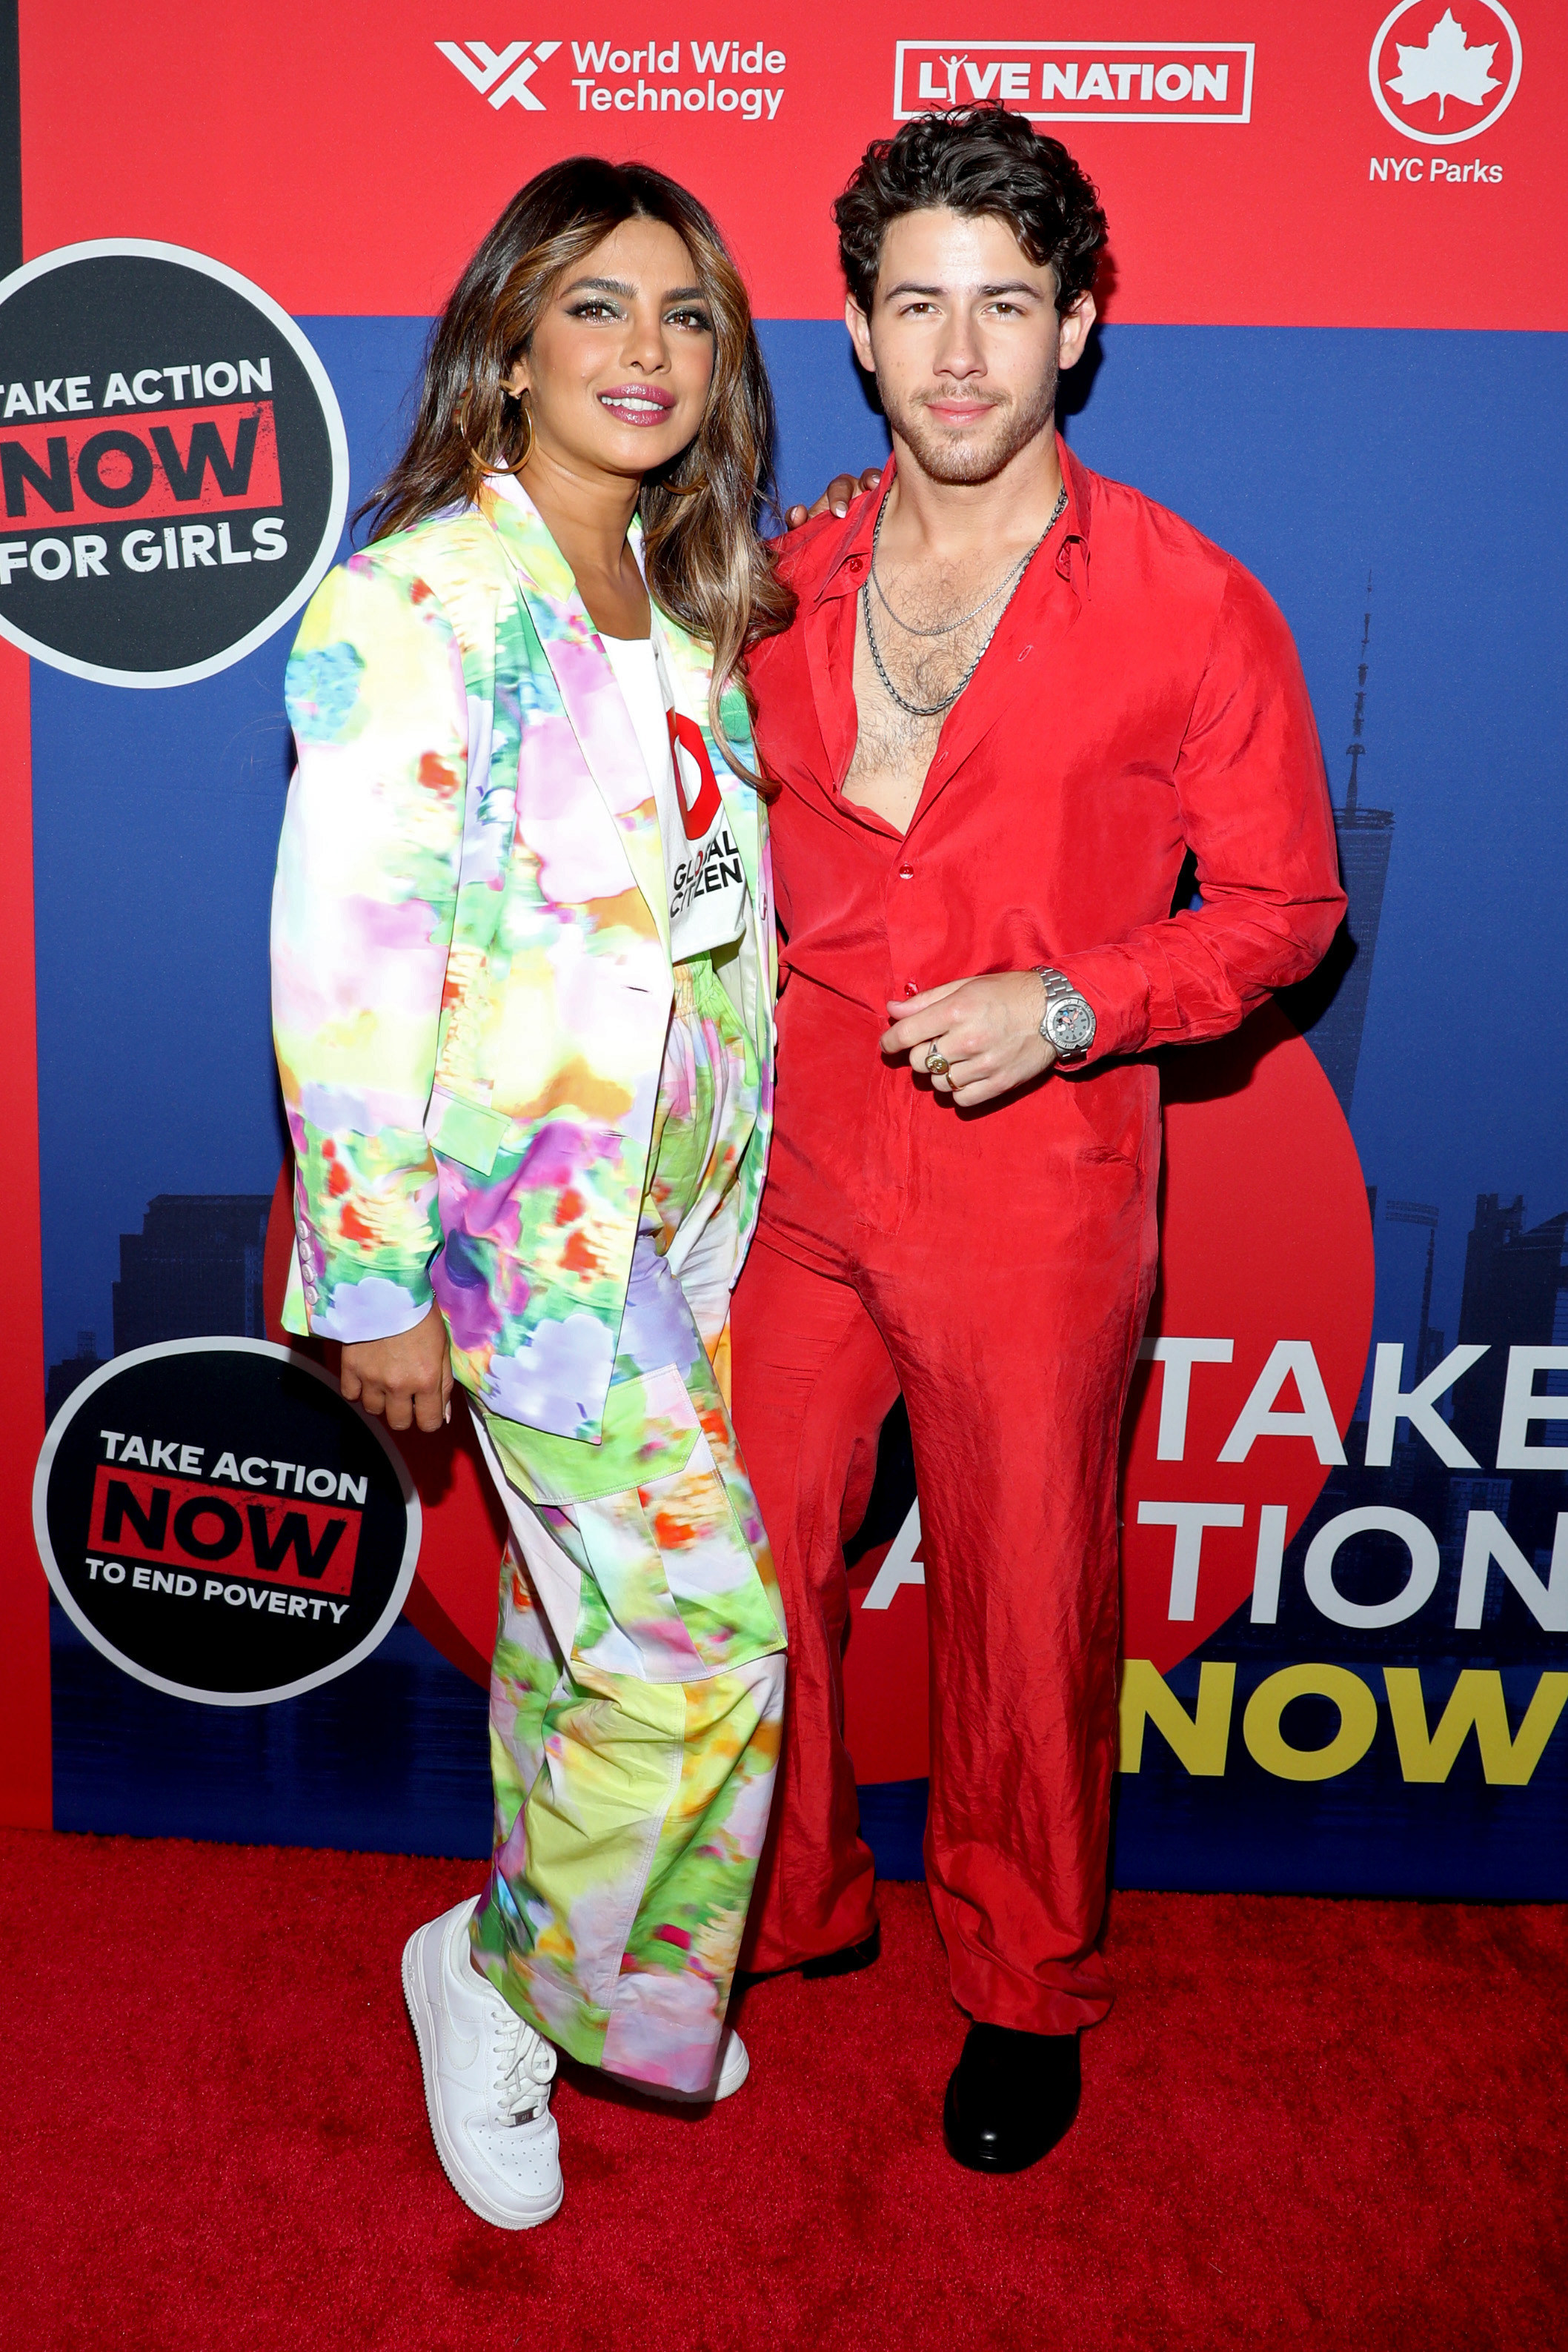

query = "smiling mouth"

[925,398,1001,425]
[598,387,677,426]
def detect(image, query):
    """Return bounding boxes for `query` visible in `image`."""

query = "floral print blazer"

[271,483,775,1444]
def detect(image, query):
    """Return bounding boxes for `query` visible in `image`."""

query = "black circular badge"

[34,1341,420,1706]
[0,241,348,686]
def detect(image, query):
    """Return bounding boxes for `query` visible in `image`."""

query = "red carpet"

[6,1828,1563,2351]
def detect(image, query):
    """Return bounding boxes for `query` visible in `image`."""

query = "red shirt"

[747,440,1346,1259]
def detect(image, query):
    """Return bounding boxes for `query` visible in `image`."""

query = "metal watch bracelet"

[1033,966,1097,1060]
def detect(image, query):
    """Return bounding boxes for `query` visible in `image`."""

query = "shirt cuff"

[303,1270,436,1345]
[1049,947,1152,1066]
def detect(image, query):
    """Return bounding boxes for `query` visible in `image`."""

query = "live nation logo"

[894,41,1255,123]
[0,242,348,688]
[35,1341,419,1706]
[1369,2,1521,144]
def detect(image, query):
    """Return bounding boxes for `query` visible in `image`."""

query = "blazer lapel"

[479,483,672,958]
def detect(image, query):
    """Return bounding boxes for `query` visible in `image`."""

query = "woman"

[270,158,793,2231]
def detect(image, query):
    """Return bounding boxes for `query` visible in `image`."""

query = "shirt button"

[903,980,919,997]
[897,864,914,880]
[846,555,865,574]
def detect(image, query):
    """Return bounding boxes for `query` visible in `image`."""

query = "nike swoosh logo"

[436,1985,481,2072]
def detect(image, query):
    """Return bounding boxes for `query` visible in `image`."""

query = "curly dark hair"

[834,106,1107,316]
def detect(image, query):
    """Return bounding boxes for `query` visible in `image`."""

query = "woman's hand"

[784,466,884,528]
[340,1303,454,1433]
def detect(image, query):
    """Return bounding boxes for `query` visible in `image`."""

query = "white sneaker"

[402,1897,563,2230]
[609,2027,749,2104]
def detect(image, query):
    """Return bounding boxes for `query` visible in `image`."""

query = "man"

[733,107,1345,2173]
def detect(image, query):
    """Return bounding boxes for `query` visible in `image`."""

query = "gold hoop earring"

[462,396,534,479]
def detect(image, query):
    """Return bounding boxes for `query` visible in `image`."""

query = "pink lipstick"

[598,384,677,427]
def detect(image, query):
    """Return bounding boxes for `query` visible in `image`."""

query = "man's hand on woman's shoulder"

[783,467,884,529]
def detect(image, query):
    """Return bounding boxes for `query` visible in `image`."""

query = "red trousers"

[731,1045,1159,2034]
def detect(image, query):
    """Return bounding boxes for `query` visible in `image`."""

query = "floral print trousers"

[468,956,787,2091]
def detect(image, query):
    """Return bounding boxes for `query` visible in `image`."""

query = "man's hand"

[340,1303,454,1433]
[881,973,1058,1109]
[784,466,884,529]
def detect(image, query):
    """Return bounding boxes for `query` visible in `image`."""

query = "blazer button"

[897,864,914,880]
[903,980,919,997]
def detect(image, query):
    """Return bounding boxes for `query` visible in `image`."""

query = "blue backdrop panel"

[39,318,1568,1877]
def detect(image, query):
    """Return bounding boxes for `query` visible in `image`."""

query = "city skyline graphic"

[46,1193,271,1422]
[1285,579,1395,1124]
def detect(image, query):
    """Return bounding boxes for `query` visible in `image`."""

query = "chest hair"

[847,558,1011,788]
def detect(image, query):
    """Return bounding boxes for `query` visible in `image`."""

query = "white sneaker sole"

[401,1929,565,2231]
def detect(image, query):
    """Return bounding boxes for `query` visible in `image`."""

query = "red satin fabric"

[734,444,1344,2028]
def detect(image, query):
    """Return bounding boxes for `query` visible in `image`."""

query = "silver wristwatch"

[1034,966,1097,1060]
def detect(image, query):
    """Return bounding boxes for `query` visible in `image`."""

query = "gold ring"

[924,1047,951,1077]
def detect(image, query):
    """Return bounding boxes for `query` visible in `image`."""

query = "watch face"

[1051,998,1096,1053]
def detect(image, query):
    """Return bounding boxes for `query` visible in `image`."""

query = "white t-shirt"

[481,469,748,962]
[599,625,748,963]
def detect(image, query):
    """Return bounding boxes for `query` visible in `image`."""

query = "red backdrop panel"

[19,1,1567,328]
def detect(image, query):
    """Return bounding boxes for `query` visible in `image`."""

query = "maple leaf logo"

[1386,9,1500,122]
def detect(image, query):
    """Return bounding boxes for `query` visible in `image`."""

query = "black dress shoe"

[800,1924,881,1979]
[943,2022,1081,2173]
[733,1922,880,1990]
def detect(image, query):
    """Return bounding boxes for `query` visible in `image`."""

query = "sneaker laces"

[494,2013,557,2124]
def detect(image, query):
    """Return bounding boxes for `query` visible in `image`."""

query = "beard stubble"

[880,363,1060,486]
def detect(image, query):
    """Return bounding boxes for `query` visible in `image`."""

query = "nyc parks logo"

[1369,3,1521,144]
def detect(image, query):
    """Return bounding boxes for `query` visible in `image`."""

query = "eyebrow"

[883,279,1047,300]
[559,276,709,303]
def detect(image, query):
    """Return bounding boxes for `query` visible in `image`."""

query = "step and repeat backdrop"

[2,1,1565,1894]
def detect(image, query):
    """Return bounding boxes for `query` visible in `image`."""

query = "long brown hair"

[363,157,793,781]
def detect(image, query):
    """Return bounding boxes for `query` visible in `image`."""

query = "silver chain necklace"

[861,482,1067,721]
[871,511,1042,638]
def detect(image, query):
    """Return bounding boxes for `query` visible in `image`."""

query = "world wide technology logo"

[437,36,788,118]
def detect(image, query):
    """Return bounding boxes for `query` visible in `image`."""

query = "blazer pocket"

[488,1361,702,1507]
[428,1086,512,1177]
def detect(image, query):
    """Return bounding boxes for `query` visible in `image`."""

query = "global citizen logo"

[1369,3,1521,145]
[437,36,788,119]
[894,41,1255,123]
